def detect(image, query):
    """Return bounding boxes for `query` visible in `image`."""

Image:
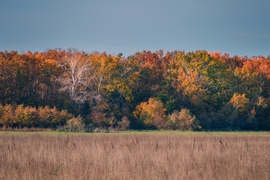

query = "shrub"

[66,116,85,132]
[167,108,201,130]
[0,104,75,129]
[38,106,73,128]
[1,104,16,128]
[117,116,130,130]
[38,106,51,128]
[15,105,39,128]
[93,127,108,133]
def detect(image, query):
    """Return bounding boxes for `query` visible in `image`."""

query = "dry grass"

[0,132,270,180]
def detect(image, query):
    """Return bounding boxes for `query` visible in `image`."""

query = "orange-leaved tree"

[133,98,167,129]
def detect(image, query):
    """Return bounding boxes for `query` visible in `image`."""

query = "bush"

[117,116,130,130]
[167,108,201,130]
[93,127,108,133]
[0,104,15,128]
[66,116,85,132]
[0,104,75,129]
[15,104,38,128]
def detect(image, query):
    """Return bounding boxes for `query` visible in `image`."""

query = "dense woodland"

[0,49,270,131]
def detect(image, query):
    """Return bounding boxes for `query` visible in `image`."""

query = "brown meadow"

[0,132,270,180]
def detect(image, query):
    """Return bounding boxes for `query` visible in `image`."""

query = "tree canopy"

[0,49,270,131]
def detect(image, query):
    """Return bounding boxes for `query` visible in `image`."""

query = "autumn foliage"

[0,49,270,130]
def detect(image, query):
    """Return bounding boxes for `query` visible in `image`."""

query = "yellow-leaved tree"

[229,93,250,113]
[133,98,167,129]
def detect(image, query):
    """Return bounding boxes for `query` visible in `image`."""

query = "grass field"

[0,131,269,180]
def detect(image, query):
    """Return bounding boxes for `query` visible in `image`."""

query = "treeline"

[1,49,270,131]
[0,104,83,131]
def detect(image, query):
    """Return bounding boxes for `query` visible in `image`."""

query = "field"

[0,131,270,180]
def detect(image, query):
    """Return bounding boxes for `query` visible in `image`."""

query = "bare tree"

[59,50,91,104]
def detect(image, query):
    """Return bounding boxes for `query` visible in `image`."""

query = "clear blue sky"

[1,0,269,57]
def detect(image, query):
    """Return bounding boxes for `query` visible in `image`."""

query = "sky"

[1,0,270,57]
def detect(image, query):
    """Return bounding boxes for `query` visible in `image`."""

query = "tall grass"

[0,133,269,180]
